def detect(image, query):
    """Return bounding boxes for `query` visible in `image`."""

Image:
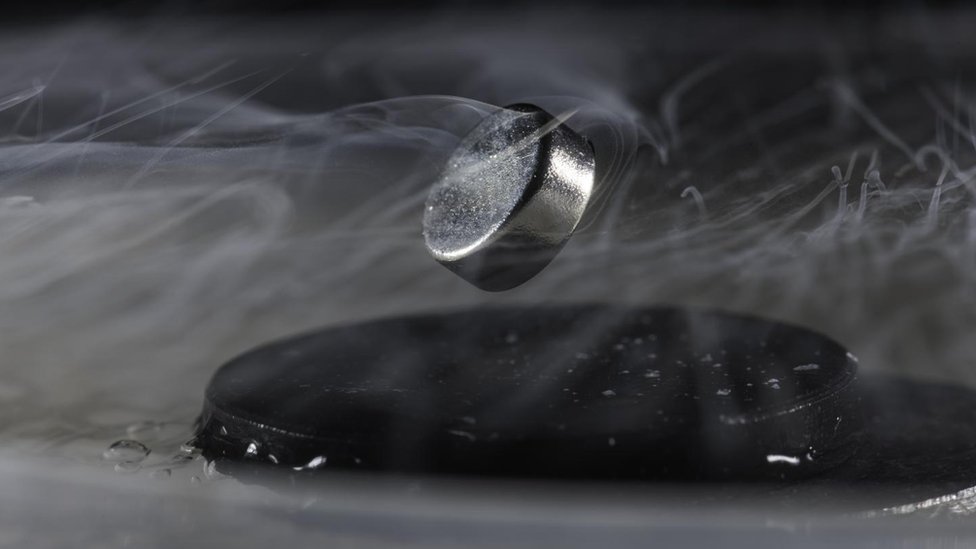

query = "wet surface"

[196,306,976,512]
[197,305,860,481]
[196,306,976,515]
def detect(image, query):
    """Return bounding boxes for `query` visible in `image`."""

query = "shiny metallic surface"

[423,103,596,291]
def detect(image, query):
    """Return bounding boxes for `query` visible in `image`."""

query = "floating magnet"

[422,104,596,291]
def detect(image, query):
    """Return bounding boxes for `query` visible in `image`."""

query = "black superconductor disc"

[195,305,861,481]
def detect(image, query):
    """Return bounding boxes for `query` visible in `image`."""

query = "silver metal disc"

[423,103,595,291]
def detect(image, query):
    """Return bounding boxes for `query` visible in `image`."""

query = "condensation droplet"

[103,440,150,463]
[304,455,327,470]
[766,454,800,466]
[203,460,226,480]
[447,429,477,442]
[179,438,201,456]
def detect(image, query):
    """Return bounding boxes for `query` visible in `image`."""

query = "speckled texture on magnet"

[423,109,543,259]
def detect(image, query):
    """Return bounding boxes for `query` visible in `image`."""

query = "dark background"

[5,0,964,23]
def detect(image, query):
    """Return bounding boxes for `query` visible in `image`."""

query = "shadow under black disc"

[195,305,861,481]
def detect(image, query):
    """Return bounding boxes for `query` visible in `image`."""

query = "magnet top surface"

[198,305,859,479]
[423,106,545,261]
